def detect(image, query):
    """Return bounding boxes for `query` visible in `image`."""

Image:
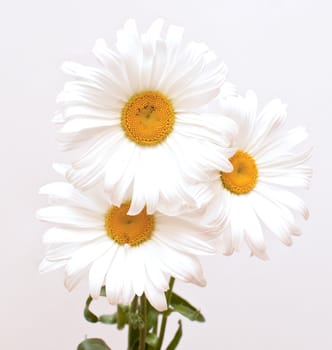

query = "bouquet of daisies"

[37,19,311,350]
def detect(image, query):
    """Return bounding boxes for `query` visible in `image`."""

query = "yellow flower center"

[221,150,258,194]
[121,91,175,146]
[104,202,154,246]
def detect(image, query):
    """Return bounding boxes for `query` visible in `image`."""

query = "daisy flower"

[36,169,218,311]
[55,19,236,215]
[210,91,312,259]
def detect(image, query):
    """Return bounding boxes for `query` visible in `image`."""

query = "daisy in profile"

[36,168,218,311]
[211,91,312,259]
[55,19,237,215]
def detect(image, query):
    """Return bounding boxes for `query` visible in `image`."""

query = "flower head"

[55,19,236,215]
[37,169,218,311]
[212,91,312,259]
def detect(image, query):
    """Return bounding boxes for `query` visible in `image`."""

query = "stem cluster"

[128,277,175,350]
[80,277,204,350]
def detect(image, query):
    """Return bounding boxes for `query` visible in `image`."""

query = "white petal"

[92,40,131,97]
[146,19,164,42]
[250,190,297,246]
[240,196,268,259]
[89,244,117,298]
[60,117,118,134]
[143,243,169,290]
[43,227,104,245]
[39,258,67,273]
[121,247,135,305]
[43,242,81,261]
[64,266,88,291]
[255,126,309,160]
[52,163,70,177]
[135,148,161,214]
[229,195,245,252]
[259,166,312,189]
[255,183,309,220]
[61,61,128,101]
[144,274,167,312]
[37,206,103,228]
[219,228,234,256]
[219,82,238,99]
[149,40,168,89]
[66,131,123,190]
[127,152,146,215]
[105,246,125,305]
[247,99,287,154]
[104,138,138,200]
[116,19,140,55]
[65,237,112,285]
[107,145,140,207]
[154,232,215,256]
[165,24,184,53]
[39,182,107,213]
[152,240,206,287]
[62,105,119,121]
[128,247,145,296]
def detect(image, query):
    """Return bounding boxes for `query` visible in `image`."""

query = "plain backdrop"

[0,0,331,349]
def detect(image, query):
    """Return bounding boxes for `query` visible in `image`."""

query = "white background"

[0,0,331,349]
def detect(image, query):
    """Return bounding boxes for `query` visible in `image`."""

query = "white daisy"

[37,176,218,311]
[55,19,237,215]
[210,91,312,259]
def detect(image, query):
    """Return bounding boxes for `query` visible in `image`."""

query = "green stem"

[152,314,158,335]
[128,296,138,349]
[156,277,175,350]
[138,294,147,350]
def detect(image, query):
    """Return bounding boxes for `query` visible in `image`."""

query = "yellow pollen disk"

[121,91,175,146]
[104,202,155,246]
[221,150,258,195]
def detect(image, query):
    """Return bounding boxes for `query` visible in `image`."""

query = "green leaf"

[170,293,205,322]
[166,320,182,350]
[100,286,106,297]
[129,337,139,350]
[77,338,111,350]
[146,302,159,331]
[84,296,98,323]
[146,333,159,347]
[128,326,140,350]
[99,314,117,324]
[116,305,128,330]
[128,312,145,330]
